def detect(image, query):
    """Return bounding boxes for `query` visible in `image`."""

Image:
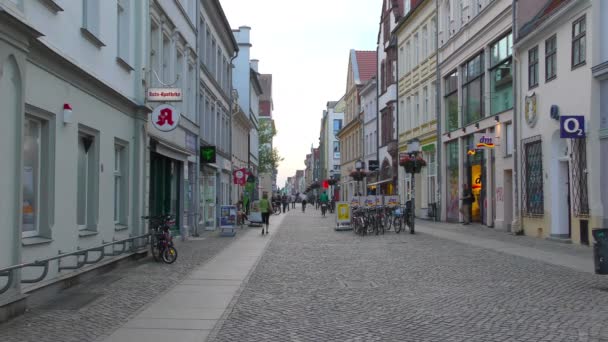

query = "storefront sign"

[560,115,585,138]
[151,104,180,132]
[474,133,495,149]
[350,196,360,208]
[249,200,262,224]
[147,88,183,102]
[219,205,237,237]
[233,168,248,185]
[336,202,351,225]
[364,196,376,207]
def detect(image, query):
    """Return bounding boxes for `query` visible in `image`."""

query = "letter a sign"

[151,104,180,132]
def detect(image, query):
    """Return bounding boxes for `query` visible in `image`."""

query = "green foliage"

[258,120,283,174]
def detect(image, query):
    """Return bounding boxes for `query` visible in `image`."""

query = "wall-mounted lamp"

[63,103,73,124]
[474,122,480,129]
[494,115,500,122]
[446,132,451,138]
[461,127,466,133]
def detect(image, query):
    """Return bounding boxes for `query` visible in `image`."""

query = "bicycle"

[392,202,414,234]
[273,202,282,215]
[142,214,178,264]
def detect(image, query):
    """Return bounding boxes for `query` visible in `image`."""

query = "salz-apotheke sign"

[147,88,182,102]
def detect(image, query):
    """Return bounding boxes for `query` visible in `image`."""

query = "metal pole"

[411,169,416,233]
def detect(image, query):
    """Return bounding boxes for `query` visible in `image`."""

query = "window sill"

[115,224,128,231]
[545,75,557,83]
[572,61,586,71]
[39,0,63,12]
[78,229,98,237]
[116,57,134,72]
[528,84,538,91]
[80,28,105,49]
[22,236,53,246]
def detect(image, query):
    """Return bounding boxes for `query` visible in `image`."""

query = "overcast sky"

[220,0,381,187]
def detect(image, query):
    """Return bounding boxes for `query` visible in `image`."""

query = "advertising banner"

[220,205,237,228]
[364,196,376,207]
[350,196,360,208]
[335,202,351,231]
[385,195,400,207]
[249,200,263,225]
[375,195,383,206]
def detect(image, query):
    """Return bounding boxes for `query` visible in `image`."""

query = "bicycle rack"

[0,233,150,295]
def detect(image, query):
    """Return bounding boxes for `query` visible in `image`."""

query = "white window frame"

[22,117,42,238]
[77,127,99,231]
[116,0,131,66]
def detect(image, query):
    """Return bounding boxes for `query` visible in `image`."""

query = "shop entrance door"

[150,153,181,231]
[202,175,216,230]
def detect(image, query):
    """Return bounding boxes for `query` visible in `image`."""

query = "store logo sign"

[151,104,180,132]
[474,133,495,148]
[560,115,585,138]
[147,88,182,102]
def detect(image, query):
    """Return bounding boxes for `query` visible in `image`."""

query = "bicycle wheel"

[150,235,161,262]
[393,216,402,234]
[162,246,178,264]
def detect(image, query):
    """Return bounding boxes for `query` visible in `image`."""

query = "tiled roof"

[355,50,377,84]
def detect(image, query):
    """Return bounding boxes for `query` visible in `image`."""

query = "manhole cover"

[338,280,378,289]
[38,293,103,310]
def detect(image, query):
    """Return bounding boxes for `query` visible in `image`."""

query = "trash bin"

[592,228,608,275]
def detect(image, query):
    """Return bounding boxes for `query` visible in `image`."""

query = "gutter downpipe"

[229,51,238,205]
[376,46,381,195]
[511,0,522,234]
[435,0,442,221]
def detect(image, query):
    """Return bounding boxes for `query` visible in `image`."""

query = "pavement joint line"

[204,211,289,342]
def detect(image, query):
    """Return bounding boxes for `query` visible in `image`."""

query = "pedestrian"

[460,184,474,225]
[282,194,289,213]
[319,191,329,217]
[259,192,273,235]
[291,194,296,209]
[302,196,307,213]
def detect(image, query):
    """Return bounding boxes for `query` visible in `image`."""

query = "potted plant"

[399,154,427,174]
[349,170,368,181]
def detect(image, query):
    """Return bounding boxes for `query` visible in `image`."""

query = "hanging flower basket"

[349,170,368,181]
[327,178,338,186]
[399,155,427,174]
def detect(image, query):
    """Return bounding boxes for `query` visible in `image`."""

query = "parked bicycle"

[392,201,414,234]
[142,214,178,264]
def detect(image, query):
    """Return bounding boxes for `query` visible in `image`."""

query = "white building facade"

[438,0,514,229]
[361,79,378,194]
[198,0,237,230]
[0,0,148,308]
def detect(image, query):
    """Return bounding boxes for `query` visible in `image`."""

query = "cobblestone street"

[0,230,241,342]
[210,208,608,342]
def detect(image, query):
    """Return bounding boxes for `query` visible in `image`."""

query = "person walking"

[259,192,273,235]
[460,184,474,225]
[291,194,296,209]
[319,191,329,217]
[282,194,289,213]
[301,193,307,213]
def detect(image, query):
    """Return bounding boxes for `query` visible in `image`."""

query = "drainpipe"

[229,51,238,205]
[393,43,398,198]
[511,0,521,234]
[435,0,442,221]
[376,46,381,195]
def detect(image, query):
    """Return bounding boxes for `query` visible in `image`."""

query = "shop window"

[444,71,459,131]
[77,127,99,231]
[446,140,459,221]
[490,33,513,115]
[333,119,342,134]
[505,122,513,157]
[522,136,543,216]
[114,141,129,226]
[572,15,586,68]
[463,53,484,125]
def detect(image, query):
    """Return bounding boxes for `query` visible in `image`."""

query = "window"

[422,26,428,59]
[572,15,586,67]
[188,61,196,121]
[406,97,412,131]
[426,151,436,204]
[406,41,411,73]
[505,122,513,156]
[176,49,184,113]
[462,54,484,125]
[333,119,342,134]
[430,17,437,53]
[205,26,211,66]
[545,35,557,81]
[114,142,128,225]
[414,93,419,127]
[399,99,405,131]
[162,34,171,83]
[399,46,405,77]
[522,136,543,216]
[22,118,41,237]
[117,0,131,65]
[150,22,160,86]
[82,0,102,45]
[444,71,459,131]
[528,46,538,89]
[489,33,513,115]
[77,128,99,231]
[414,33,419,66]
[423,86,429,123]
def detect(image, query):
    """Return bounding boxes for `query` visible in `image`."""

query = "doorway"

[503,170,513,231]
[550,131,571,238]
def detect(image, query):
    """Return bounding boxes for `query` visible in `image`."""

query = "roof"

[517,0,573,41]
[354,50,377,84]
[258,74,272,102]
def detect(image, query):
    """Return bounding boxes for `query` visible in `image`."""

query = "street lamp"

[407,138,421,234]
[329,170,335,199]
[355,159,363,196]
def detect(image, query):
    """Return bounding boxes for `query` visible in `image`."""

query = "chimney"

[250,59,259,72]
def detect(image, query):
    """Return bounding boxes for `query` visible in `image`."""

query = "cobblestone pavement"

[211,209,608,342]
[0,229,242,342]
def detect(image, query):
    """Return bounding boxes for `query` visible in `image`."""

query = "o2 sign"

[560,116,585,139]
[151,104,180,132]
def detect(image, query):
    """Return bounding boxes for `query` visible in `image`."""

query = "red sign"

[322,180,329,189]
[151,104,180,132]
[233,168,248,186]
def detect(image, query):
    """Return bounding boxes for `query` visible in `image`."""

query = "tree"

[258,120,283,174]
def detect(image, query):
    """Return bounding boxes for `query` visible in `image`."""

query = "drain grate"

[38,293,103,310]
[338,280,379,289]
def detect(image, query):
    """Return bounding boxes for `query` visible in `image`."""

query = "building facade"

[258,73,275,196]
[396,0,439,218]
[377,0,405,195]
[361,78,378,194]
[514,0,603,244]
[337,49,376,200]
[0,0,149,303]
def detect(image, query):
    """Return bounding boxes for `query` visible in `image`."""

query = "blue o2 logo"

[560,116,585,139]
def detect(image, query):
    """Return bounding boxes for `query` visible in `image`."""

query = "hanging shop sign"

[151,104,180,132]
[147,88,183,102]
[474,133,495,149]
[560,115,586,138]
[233,168,248,186]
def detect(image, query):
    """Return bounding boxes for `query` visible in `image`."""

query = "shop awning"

[367,178,393,187]
[151,138,191,162]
